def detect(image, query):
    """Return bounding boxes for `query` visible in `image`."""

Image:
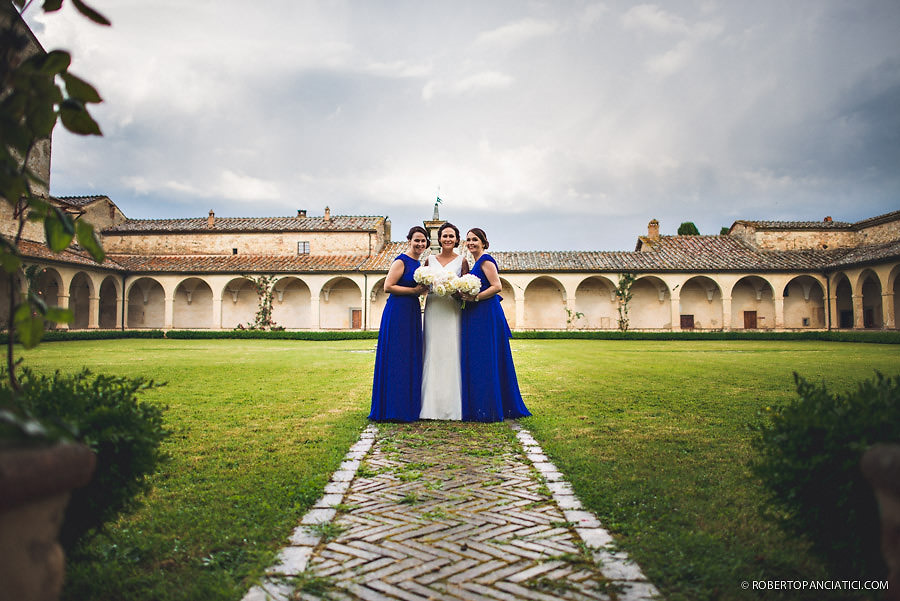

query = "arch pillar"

[515,296,525,329]
[828,291,838,330]
[774,295,785,330]
[883,293,895,329]
[670,291,681,332]
[853,294,864,329]
[88,296,100,329]
[58,294,70,330]
[722,296,732,332]
[212,294,223,329]
[164,294,175,330]
[310,296,321,329]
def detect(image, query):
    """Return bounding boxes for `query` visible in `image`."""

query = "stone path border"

[242,423,661,601]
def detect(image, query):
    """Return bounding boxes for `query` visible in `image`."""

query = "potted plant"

[1,2,109,599]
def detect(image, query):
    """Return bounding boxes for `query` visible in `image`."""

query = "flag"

[436,196,442,204]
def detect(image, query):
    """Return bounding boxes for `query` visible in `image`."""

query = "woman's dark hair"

[467,227,489,250]
[406,226,429,241]
[437,222,460,243]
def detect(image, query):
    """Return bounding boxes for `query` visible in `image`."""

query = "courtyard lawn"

[19,338,900,601]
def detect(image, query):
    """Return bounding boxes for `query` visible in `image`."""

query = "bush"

[4,368,169,552]
[750,372,900,580]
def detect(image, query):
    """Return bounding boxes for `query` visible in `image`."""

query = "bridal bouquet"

[413,267,456,297]
[454,274,482,308]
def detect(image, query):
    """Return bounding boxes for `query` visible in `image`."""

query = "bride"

[420,222,468,420]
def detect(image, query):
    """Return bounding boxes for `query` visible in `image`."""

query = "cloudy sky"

[23,0,900,251]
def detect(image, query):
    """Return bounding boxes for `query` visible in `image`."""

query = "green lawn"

[20,339,900,601]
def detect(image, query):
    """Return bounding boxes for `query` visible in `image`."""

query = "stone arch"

[782,275,825,328]
[575,276,617,329]
[32,267,63,306]
[273,276,313,329]
[524,276,566,329]
[174,277,213,329]
[369,277,388,330]
[0,269,25,327]
[29,267,64,330]
[859,269,883,329]
[99,275,120,329]
[891,265,900,330]
[127,277,165,329]
[679,276,723,330]
[499,277,517,329]
[69,271,94,329]
[320,277,363,329]
[630,275,671,329]
[731,275,775,329]
[221,277,257,329]
[833,273,853,329]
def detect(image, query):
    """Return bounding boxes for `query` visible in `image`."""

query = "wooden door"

[351,309,362,329]
[680,314,694,330]
[743,311,757,329]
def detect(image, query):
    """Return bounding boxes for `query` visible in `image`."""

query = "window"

[298,241,310,255]
[232,248,238,255]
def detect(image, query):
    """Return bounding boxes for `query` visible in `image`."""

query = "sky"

[22,0,900,252]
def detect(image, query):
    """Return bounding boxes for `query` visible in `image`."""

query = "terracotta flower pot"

[0,442,95,601]
[862,444,900,601]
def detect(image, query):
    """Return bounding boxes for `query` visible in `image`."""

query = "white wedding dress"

[420,253,463,420]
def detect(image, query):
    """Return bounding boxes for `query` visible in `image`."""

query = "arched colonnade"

[3,261,898,331]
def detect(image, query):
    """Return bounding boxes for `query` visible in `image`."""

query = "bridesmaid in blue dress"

[459,228,531,422]
[369,226,429,421]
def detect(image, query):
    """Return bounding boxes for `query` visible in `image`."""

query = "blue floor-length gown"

[460,253,531,422]
[369,253,423,422]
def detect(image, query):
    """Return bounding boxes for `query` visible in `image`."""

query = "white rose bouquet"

[414,267,456,297]
[454,273,482,308]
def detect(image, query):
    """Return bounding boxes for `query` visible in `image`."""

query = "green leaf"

[44,206,75,252]
[13,304,44,349]
[76,219,106,262]
[58,99,103,136]
[61,72,103,104]
[38,50,71,75]
[42,0,64,12]
[0,116,32,153]
[72,0,112,26]
[45,307,74,324]
[0,249,22,275]
[26,101,57,138]
[28,291,49,315]
[0,171,29,205]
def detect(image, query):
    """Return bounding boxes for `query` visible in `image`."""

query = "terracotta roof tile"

[103,215,384,234]
[53,195,109,207]
[18,239,123,269]
[357,242,412,271]
[107,253,372,273]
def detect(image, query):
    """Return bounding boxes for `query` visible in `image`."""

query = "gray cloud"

[25,0,900,251]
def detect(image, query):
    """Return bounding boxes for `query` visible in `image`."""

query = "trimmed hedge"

[2,328,899,343]
[751,372,900,580]
[3,368,169,552]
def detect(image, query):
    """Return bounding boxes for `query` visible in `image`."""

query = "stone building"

[2,197,899,332]
[3,9,897,333]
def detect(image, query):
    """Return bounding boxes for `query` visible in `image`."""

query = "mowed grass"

[19,338,900,601]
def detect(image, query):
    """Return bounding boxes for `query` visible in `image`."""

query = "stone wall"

[103,230,377,256]
[859,219,900,245]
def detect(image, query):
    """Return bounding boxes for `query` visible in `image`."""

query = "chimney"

[824,216,833,222]
[324,206,331,222]
[648,219,660,240]
[297,209,307,218]
[208,209,215,228]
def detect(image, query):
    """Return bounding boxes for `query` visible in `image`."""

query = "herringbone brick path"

[244,422,659,601]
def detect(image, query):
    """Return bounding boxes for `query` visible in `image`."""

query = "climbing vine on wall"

[615,272,636,332]
[241,275,281,330]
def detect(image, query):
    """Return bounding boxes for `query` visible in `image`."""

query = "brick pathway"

[243,422,660,601]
